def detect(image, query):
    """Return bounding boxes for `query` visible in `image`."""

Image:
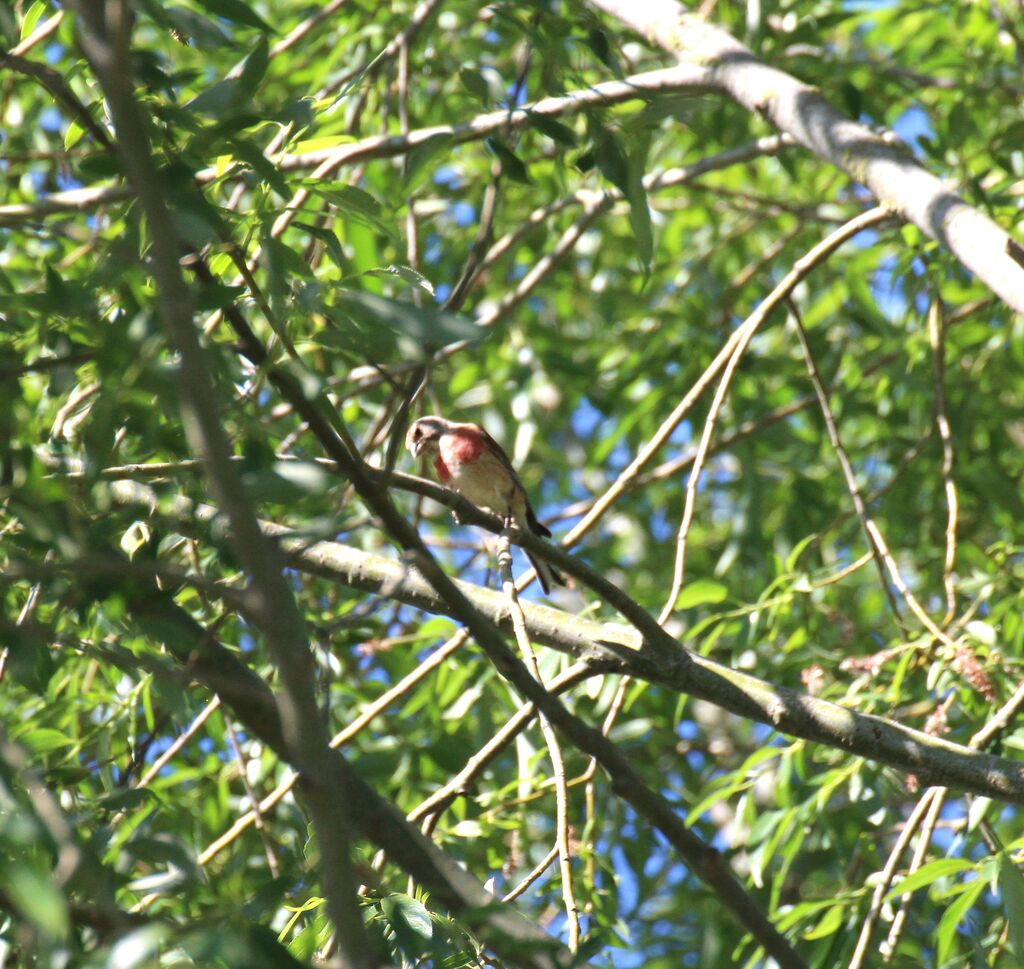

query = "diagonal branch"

[118,584,577,969]
[1,51,112,149]
[176,315,807,966]
[108,482,1024,808]
[585,0,1024,314]
[68,3,371,964]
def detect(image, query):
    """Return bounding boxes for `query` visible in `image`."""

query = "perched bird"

[405,415,565,594]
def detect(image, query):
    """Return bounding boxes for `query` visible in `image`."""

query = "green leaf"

[585,27,621,75]
[589,119,652,272]
[242,461,331,502]
[16,728,73,756]
[402,132,454,190]
[885,858,974,900]
[485,137,532,184]
[64,120,85,151]
[999,852,1024,959]
[19,1,46,42]
[306,183,396,238]
[625,133,653,275]
[186,78,245,117]
[335,290,481,351]
[184,38,267,117]
[840,81,862,119]
[143,3,232,47]
[528,113,578,146]
[182,923,308,969]
[459,66,490,103]
[106,925,174,969]
[936,877,986,965]
[382,894,433,957]
[97,788,159,813]
[2,865,69,939]
[675,579,729,609]
[237,35,269,90]
[590,122,629,196]
[294,222,346,270]
[194,0,275,32]
[364,264,435,296]
[802,902,844,940]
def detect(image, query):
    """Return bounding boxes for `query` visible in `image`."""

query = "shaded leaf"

[194,0,274,33]
[485,137,531,184]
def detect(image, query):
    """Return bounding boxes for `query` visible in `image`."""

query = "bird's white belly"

[449,463,510,514]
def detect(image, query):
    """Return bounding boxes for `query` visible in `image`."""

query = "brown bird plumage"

[406,415,565,593]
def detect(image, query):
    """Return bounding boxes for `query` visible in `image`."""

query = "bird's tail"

[524,505,566,594]
[526,505,552,538]
[525,550,565,595]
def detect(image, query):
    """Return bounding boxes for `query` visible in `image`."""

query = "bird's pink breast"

[435,432,484,483]
[433,454,452,482]
[444,431,486,464]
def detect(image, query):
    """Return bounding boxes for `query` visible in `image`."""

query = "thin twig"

[408,663,593,827]
[655,210,893,622]
[503,844,560,902]
[928,299,959,625]
[269,0,351,57]
[583,674,631,893]
[2,51,112,148]
[562,208,892,564]
[786,297,908,630]
[847,788,939,969]
[852,678,1024,965]
[879,787,946,962]
[315,0,445,99]
[199,629,470,865]
[10,10,64,56]
[224,713,281,877]
[134,696,221,791]
[791,300,970,655]
[497,532,580,951]
[0,578,45,682]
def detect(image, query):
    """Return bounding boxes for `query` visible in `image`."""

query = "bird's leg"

[502,486,517,532]
[449,488,464,524]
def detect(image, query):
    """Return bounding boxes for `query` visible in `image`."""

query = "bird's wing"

[472,424,552,536]
[472,424,525,484]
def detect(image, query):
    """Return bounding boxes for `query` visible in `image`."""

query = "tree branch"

[68,3,371,963]
[585,0,1024,313]
[0,65,709,224]
[108,484,1024,809]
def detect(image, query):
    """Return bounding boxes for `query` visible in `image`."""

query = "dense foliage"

[2,1,1024,966]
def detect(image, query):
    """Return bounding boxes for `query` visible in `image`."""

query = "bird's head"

[406,415,449,458]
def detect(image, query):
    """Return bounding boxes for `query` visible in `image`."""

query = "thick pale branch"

[585,0,1024,313]
[110,482,1024,808]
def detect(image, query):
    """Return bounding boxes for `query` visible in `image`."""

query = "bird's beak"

[410,439,422,457]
